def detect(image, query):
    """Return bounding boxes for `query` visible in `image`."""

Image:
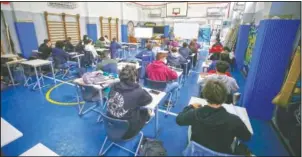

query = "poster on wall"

[243,22,258,76]
[198,25,211,43]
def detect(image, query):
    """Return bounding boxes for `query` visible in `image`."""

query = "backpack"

[139,137,167,156]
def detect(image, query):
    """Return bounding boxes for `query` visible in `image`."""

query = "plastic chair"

[74,80,107,122]
[183,141,238,156]
[102,63,118,75]
[99,112,144,156]
[52,57,75,79]
[145,78,176,117]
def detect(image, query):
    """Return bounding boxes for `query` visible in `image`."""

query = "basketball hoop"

[172,8,180,16]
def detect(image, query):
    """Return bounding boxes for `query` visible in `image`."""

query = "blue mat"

[242,19,300,120]
[234,25,251,70]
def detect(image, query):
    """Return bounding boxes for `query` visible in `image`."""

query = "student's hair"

[183,42,188,48]
[202,80,228,104]
[156,53,167,60]
[112,37,117,42]
[44,39,50,44]
[171,47,177,53]
[84,39,92,45]
[146,43,152,50]
[220,53,230,62]
[105,35,108,38]
[100,37,105,41]
[83,35,88,40]
[119,65,137,83]
[223,46,231,52]
[55,40,65,49]
[67,37,71,41]
[216,61,229,73]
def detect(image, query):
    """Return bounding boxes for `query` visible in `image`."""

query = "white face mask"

[163,58,167,64]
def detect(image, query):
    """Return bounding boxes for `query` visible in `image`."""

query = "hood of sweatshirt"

[195,105,229,127]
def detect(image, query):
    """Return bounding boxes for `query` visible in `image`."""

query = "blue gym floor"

[1,50,289,156]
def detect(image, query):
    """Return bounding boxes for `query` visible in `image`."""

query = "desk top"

[1,54,18,58]
[1,118,23,147]
[143,87,166,110]
[68,52,78,56]
[188,97,253,134]
[6,59,27,65]
[20,59,52,67]
[96,48,109,52]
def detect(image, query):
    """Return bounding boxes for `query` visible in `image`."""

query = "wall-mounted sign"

[144,22,156,27]
[47,2,78,9]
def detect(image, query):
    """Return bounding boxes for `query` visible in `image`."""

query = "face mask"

[163,58,167,64]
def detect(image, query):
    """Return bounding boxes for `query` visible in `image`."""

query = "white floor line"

[19,143,59,156]
[43,75,75,86]
[1,118,23,147]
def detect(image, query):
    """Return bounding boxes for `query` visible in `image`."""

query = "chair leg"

[99,136,113,156]
[165,92,173,117]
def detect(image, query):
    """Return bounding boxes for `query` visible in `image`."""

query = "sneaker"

[146,109,154,124]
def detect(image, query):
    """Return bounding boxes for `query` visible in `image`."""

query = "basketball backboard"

[166,2,188,17]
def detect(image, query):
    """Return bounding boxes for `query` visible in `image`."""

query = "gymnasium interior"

[1,1,301,156]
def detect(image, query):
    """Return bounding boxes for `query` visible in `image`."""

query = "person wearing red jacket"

[209,38,224,60]
[146,52,179,94]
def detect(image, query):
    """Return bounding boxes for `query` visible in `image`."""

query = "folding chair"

[99,112,144,156]
[145,78,178,117]
[74,79,107,122]
[52,57,76,79]
[183,141,239,156]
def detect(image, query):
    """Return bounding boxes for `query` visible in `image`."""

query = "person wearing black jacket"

[38,39,52,59]
[64,37,74,52]
[107,65,153,139]
[176,80,251,155]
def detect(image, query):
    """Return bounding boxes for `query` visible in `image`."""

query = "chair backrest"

[102,63,118,74]
[80,51,94,67]
[145,78,168,91]
[183,141,237,156]
[76,83,101,102]
[99,112,130,142]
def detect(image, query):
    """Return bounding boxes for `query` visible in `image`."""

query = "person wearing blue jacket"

[167,47,187,67]
[179,42,192,59]
[135,43,155,79]
[109,38,121,59]
[52,40,77,68]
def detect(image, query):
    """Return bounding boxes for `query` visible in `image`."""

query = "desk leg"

[136,45,139,55]
[77,57,81,68]
[34,67,41,90]
[155,104,159,138]
[6,63,15,86]
[50,63,56,85]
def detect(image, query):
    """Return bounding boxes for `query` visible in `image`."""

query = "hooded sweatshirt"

[107,81,152,139]
[146,60,178,81]
[176,105,251,154]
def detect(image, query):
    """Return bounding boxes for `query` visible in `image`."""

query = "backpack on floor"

[139,137,167,156]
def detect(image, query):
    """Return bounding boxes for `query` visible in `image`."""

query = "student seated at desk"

[201,61,239,103]
[64,37,75,52]
[104,35,110,45]
[107,65,153,139]
[176,80,251,155]
[209,38,224,60]
[84,39,99,67]
[38,39,52,60]
[189,41,198,67]
[52,41,78,68]
[96,53,118,74]
[208,53,232,76]
[136,43,155,62]
[167,47,187,67]
[146,52,179,96]
[95,37,106,48]
[179,42,192,59]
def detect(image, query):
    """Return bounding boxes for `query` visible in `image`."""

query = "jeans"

[164,81,179,93]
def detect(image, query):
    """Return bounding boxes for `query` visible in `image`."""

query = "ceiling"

[131,2,167,6]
